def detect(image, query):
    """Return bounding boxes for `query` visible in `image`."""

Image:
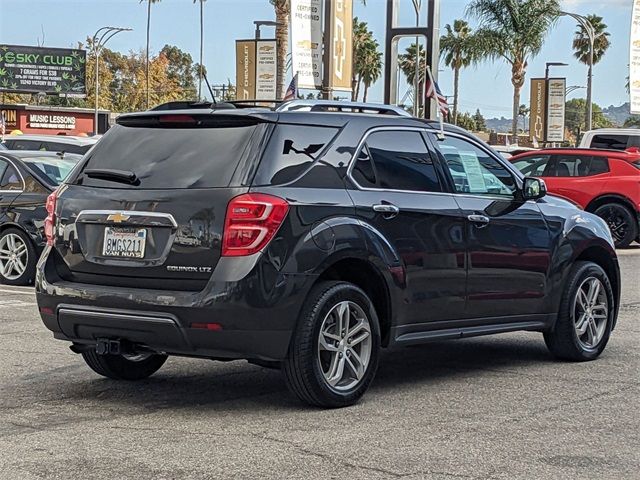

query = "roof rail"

[276,100,412,117]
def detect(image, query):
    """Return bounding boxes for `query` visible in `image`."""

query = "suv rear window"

[590,134,628,150]
[77,121,264,189]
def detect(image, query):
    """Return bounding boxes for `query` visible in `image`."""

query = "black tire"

[544,261,614,361]
[594,203,638,249]
[283,281,381,408]
[0,227,37,286]
[81,350,167,380]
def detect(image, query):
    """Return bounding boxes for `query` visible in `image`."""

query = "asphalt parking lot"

[0,250,638,480]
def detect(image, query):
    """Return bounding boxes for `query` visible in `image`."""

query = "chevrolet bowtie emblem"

[107,212,130,223]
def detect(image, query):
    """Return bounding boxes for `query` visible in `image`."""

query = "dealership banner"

[290,0,323,89]
[0,45,86,96]
[235,40,257,100]
[255,40,277,100]
[546,78,566,143]
[529,78,547,143]
[631,0,640,114]
[328,0,353,91]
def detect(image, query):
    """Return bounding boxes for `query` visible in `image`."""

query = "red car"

[511,148,640,248]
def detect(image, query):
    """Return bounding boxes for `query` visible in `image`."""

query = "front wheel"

[594,203,638,248]
[283,281,380,408]
[544,261,614,361]
[81,350,167,380]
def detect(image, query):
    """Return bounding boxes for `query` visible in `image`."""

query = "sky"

[0,0,633,118]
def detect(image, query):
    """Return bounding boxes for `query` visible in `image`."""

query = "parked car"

[2,134,98,155]
[579,128,640,151]
[36,101,620,408]
[491,145,538,159]
[511,147,640,248]
[0,151,82,284]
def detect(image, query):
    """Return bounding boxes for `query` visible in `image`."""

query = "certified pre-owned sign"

[0,44,87,96]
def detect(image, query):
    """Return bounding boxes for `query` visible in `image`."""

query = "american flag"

[424,76,449,117]
[283,73,298,102]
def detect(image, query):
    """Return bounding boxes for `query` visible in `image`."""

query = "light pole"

[411,0,422,118]
[92,26,131,134]
[254,20,278,40]
[560,11,595,131]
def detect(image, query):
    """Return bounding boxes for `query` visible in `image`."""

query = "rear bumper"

[36,246,316,362]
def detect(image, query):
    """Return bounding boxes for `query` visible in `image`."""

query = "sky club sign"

[0,45,87,96]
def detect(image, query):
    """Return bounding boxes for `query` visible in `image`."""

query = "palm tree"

[440,19,475,125]
[398,43,426,116]
[141,0,162,109]
[194,0,207,100]
[468,0,560,143]
[573,14,610,128]
[360,40,383,102]
[270,0,290,99]
[352,18,371,101]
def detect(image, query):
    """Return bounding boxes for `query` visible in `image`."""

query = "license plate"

[102,227,147,258]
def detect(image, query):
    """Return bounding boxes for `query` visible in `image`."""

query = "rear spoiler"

[116,111,276,128]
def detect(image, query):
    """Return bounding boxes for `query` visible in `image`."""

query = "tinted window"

[434,135,516,196]
[351,145,377,188]
[590,134,628,150]
[254,124,338,185]
[5,140,43,151]
[363,130,442,192]
[512,155,551,177]
[545,155,608,177]
[80,123,263,189]
[41,142,87,155]
[0,164,22,190]
[23,156,81,186]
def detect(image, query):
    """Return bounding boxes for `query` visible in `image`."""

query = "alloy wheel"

[572,276,608,349]
[317,300,372,391]
[0,233,28,281]
[601,207,628,244]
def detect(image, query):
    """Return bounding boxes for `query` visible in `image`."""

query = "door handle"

[372,203,400,218]
[468,214,490,226]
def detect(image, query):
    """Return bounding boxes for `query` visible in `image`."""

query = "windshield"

[23,155,81,186]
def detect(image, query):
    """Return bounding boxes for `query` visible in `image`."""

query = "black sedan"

[0,151,81,285]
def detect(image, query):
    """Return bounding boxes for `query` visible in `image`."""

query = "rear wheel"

[81,350,167,380]
[544,261,614,361]
[594,203,638,248]
[283,281,380,408]
[0,228,36,286]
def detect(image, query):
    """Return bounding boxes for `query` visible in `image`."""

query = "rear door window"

[78,120,265,189]
[512,155,551,177]
[0,164,22,190]
[355,130,443,193]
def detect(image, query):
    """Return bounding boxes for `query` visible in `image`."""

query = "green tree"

[468,0,560,143]
[473,109,486,131]
[457,111,477,131]
[352,18,382,102]
[440,19,476,124]
[160,45,197,99]
[565,98,612,141]
[573,14,610,128]
[623,116,640,128]
[398,42,426,116]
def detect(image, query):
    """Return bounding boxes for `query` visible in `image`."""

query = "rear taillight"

[222,193,289,257]
[44,190,58,246]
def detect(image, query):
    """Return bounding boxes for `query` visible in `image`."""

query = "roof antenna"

[202,70,217,106]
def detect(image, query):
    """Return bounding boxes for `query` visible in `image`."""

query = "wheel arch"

[313,256,396,347]
[585,194,638,217]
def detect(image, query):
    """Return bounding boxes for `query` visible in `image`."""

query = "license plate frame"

[102,227,147,259]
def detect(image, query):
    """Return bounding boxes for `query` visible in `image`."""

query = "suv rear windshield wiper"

[84,168,139,185]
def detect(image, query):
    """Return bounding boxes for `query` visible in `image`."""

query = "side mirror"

[522,177,547,201]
